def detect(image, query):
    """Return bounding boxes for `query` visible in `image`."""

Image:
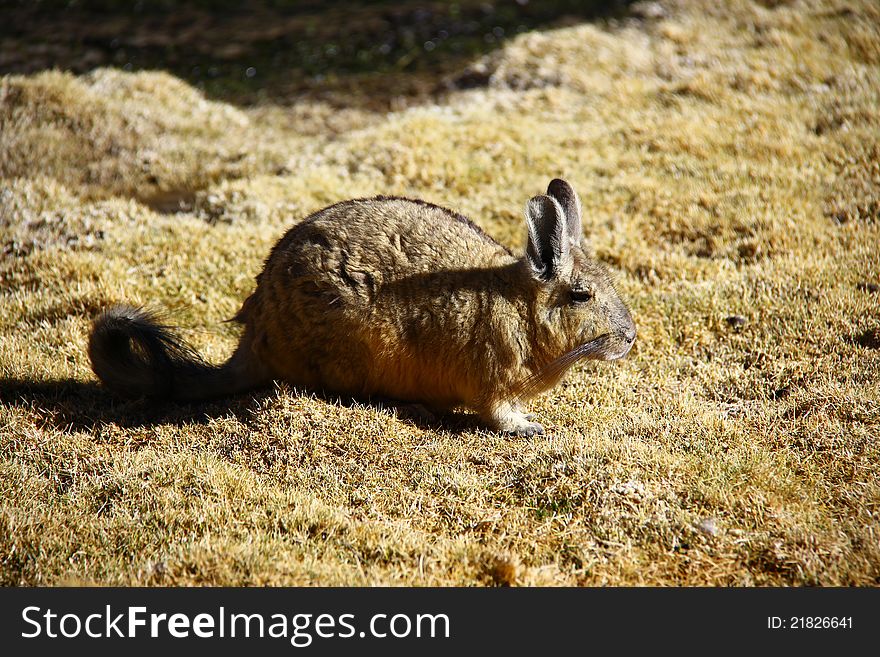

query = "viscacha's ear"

[525,194,570,280]
[546,178,583,246]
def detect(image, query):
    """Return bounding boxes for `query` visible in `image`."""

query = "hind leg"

[212,323,274,397]
[372,398,439,424]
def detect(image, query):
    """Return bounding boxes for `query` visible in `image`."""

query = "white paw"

[505,421,545,438]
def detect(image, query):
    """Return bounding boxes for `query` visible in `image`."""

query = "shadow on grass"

[2,0,634,107]
[0,377,481,436]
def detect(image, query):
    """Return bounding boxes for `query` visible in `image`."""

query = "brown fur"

[88,179,635,435]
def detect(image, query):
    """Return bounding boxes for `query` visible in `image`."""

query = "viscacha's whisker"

[514,334,611,401]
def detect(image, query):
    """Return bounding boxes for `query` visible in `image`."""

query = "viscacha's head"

[518,178,636,395]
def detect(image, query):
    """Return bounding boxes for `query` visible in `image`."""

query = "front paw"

[484,401,546,437]
[512,403,535,421]
[505,421,545,438]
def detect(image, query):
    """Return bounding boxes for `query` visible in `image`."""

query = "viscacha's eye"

[569,289,593,304]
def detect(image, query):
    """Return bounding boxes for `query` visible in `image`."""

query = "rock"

[695,518,720,537]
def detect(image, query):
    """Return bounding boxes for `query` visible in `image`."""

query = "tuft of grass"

[1,0,879,586]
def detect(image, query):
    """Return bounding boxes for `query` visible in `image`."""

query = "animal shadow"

[0,377,480,436]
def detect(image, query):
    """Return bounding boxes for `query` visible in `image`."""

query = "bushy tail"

[88,305,267,401]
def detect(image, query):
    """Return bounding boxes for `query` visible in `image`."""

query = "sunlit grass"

[1,0,878,585]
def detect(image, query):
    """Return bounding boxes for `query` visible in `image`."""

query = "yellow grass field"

[1,0,878,586]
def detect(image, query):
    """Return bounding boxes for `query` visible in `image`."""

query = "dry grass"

[1,0,878,586]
